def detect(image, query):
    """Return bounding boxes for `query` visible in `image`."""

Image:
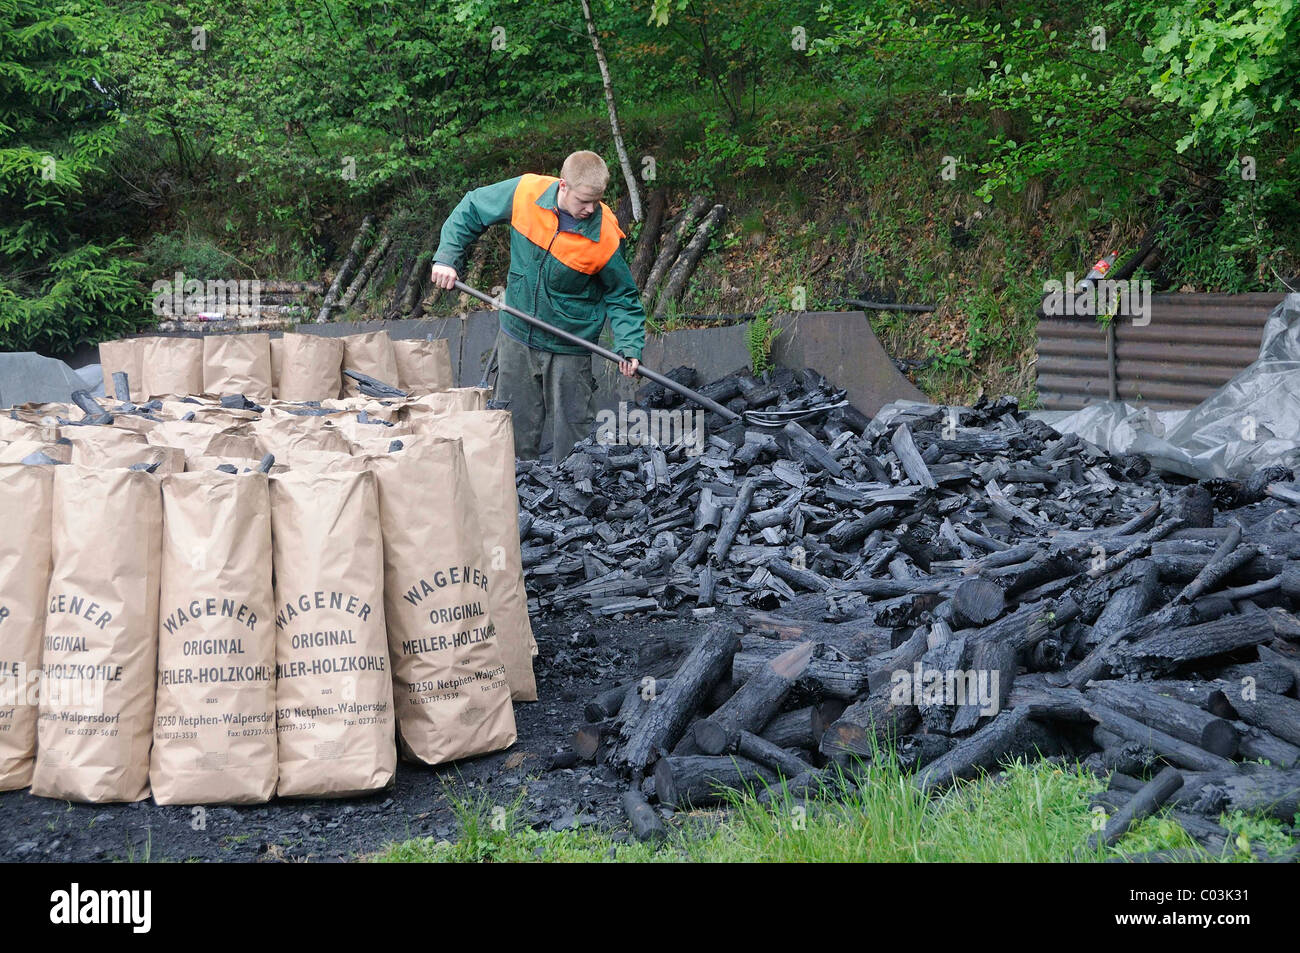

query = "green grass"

[372,756,1294,864]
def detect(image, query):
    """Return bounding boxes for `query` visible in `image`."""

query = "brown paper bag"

[393,338,453,394]
[147,420,224,458]
[60,425,149,453]
[370,438,516,764]
[328,414,413,445]
[249,417,352,458]
[70,441,186,474]
[151,471,276,804]
[186,406,261,427]
[340,331,399,398]
[0,464,54,790]
[32,466,162,803]
[0,416,52,442]
[417,414,537,700]
[142,336,204,398]
[184,455,290,474]
[98,338,148,402]
[283,449,371,472]
[0,439,72,464]
[278,334,344,402]
[403,388,489,426]
[12,402,71,422]
[202,426,261,460]
[269,470,395,796]
[203,333,272,401]
[110,414,163,435]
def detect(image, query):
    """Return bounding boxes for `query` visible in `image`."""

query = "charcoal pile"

[528,364,1300,855]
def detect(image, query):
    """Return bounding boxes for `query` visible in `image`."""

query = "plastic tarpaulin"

[1037,293,1300,481]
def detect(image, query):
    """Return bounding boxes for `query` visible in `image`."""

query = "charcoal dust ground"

[0,615,703,862]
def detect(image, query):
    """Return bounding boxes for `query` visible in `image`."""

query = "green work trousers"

[494,328,597,461]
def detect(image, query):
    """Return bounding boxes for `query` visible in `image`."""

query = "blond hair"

[560,151,609,192]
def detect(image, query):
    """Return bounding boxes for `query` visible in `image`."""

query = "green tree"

[0,0,144,354]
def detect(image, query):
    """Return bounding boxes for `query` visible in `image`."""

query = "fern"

[747,312,782,375]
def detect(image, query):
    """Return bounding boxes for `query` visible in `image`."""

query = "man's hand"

[618,356,640,378]
[430,262,458,290]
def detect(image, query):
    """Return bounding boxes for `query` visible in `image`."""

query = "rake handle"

[453,280,742,422]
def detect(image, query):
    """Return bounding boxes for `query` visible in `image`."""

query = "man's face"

[557,179,603,219]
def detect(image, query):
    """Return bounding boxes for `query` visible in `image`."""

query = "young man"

[430,151,645,460]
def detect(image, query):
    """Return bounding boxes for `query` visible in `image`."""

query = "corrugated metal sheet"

[1036,293,1285,410]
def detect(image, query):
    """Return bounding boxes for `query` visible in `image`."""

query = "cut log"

[710,478,758,565]
[573,719,616,761]
[950,639,1017,733]
[735,730,815,778]
[779,421,845,477]
[316,214,374,322]
[611,621,741,773]
[1060,603,1198,689]
[1084,681,1239,759]
[949,577,1007,627]
[1233,722,1300,767]
[755,768,833,804]
[732,649,871,700]
[819,689,920,761]
[913,707,1060,793]
[741,611,890,659]
[1109,608,1276,676]
[1223,687,1300,747]
[621,789,666,842]
[338,229,392,310]
[1086,766,1183,851]
[642,196,710,307]
[1258,642,1300,694]
[825,506,896,550]
[654,204,727,319]
[585,677,672,722]
[694,642,813,754]
[891,423,937,489]
[1173,768,1300,820]
[1174,544,1260,605]
[1089,562,1160,645]
[759,706,817,750]
[653,755,776,808]
[1084,701,1236,772]
[764,556,832,592]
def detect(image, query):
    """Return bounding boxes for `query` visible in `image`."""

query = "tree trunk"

[630,188,667,286]
[580,0,641,222]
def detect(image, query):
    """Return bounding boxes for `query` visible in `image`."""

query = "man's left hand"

[618,356,640,378]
